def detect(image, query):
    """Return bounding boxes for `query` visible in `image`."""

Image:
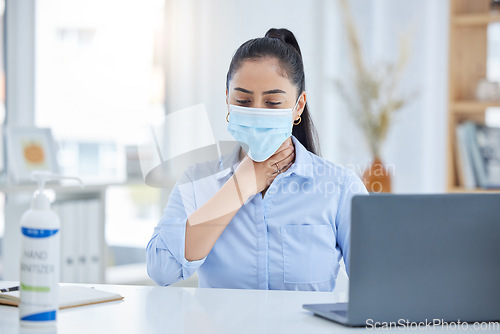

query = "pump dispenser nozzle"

[30,171,84,210]
[32,171,84,192]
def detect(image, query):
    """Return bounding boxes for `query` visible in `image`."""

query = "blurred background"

[0,0,499,288]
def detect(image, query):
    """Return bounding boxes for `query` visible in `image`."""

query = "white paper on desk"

[1,286,123,309]
[58,286,123,309]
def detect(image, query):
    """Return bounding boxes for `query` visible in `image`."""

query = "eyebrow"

[234,87,287,95]
[263,89,286,95]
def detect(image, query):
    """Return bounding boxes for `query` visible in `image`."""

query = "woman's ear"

[294,92,307,119]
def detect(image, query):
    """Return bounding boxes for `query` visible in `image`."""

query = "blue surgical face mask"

[227,97,300,162]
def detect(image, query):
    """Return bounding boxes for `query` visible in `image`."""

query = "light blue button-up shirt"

[146,135,368,291]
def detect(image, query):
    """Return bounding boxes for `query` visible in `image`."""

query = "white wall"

[162,0,450,193]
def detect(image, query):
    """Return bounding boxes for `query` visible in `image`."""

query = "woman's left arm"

[335,171,369,276]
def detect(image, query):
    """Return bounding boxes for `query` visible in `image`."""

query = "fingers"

[277,150,295,170]
[253,140,295,185]
[267,148,293,175]
[271,151,294,175]
[270,144,294,166]
[274,139,292,155]
[263,140,294,176]
[271,141,293,160]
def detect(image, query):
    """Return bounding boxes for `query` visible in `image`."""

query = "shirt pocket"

[281,224,335,284]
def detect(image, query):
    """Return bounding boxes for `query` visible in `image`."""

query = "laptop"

[303,193,500,327]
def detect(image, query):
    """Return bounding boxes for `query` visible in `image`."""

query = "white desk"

[0,284,491,333]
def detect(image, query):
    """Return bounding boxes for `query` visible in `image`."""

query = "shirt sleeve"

[334,170,369,277]
[146,168,206,286]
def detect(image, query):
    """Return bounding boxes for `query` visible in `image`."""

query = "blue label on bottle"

[21,227,59,238]
[21,310,56,321]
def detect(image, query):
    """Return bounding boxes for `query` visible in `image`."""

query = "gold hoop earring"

[226,112,229,122]
[293,116,301,125]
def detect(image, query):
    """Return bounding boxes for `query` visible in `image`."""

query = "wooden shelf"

[453,12,500,26]
[448,187,500,193]
[447,1,500,192]
[451,100,500,113]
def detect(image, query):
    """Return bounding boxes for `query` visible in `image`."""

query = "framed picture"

[6,127,59,183]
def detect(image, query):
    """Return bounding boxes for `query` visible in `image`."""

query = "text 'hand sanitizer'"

[20,171,83,328]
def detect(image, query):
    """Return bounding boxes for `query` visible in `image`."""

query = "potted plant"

[336,0,414,192]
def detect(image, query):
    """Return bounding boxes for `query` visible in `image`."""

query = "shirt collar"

[215,135,314,181]
[283,135,314,179]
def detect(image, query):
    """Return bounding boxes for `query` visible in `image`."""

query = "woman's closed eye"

[266,101,282,106]
[234,100,283,107]
[236,99,251,104]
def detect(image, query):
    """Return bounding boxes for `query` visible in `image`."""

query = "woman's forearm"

[184,174,252,261]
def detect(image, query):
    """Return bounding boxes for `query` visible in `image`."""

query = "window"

[35,0,166,250]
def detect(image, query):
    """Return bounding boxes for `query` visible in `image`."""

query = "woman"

[147,28,368,291]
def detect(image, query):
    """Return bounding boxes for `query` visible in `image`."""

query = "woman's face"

[226,57,306,121]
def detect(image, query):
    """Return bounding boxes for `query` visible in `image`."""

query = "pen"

[0,286,19,293]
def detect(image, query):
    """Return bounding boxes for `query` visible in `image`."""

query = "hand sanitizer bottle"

[20,171,83,328]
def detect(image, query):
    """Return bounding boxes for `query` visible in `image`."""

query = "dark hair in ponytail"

[226,28,321,156]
